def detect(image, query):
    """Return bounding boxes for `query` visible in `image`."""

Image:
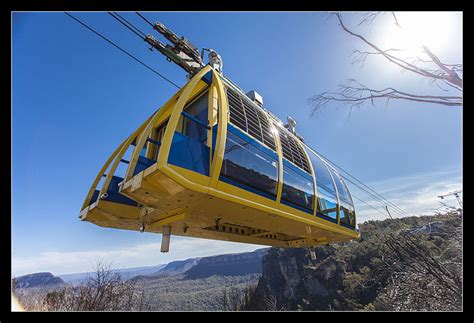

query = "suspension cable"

[135,11,155,28]
[340,175,407,218]
[108,11,147,39]
[64,12,180,89]
[306,145,410,217]
[351,193,390,218]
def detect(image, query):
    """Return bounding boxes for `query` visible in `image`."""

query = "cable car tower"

[438,189,463,209]
[80,17,360,254]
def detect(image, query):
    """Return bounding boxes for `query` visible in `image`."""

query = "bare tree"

[263,293,287,311]
[310,12,462,114]
[227,287,243,311]
[42,261,145,311]
[218,284,259,311]
[219,287,229,311]
[369,223,462,311]
[238,283,258,311]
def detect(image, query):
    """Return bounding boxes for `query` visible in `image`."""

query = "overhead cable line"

[343,176,408,217]
[64,12,180,89]
[305,145,409,218]
[306,145,410,217]
[107,11,147,39]
[351,193,390,218]
[309,144,409,217]
[135,11,155,28]
[340,175,407,218]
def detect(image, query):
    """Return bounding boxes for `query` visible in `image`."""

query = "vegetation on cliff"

[246,210,462,311]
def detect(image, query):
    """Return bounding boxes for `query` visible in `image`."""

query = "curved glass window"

[281,160,314,213]
[330,169,356,228]
[220,125,279,199]
[178,92,209,143]
[306,149,338,221]
[168,91,210,175]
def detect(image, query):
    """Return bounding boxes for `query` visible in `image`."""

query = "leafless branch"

[334,13,462,89]
[311,12,463,113]
[309,79,462,113]
[357,12,401,28]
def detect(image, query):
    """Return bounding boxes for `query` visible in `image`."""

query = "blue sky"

[12,11,462,276]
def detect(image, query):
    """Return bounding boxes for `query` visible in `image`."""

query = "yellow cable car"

[79,65,360,251]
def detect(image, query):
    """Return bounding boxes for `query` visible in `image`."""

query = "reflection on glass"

[305,148,339,220]
[220,129,278,198]
[281,162,314,212]
[330,170,356,228]
[339,200,356,227]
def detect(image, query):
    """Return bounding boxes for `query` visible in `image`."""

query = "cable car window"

[168,92,210,176]
[330,170,356,228]
[281,161,314,213]
[339,200,356,228]
[178,91,209,143]
[131,120,168,177]
[306,150,339,221]
[220,125,278,199]
[146,121,167,161]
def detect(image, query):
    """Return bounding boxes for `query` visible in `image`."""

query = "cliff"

[246,211,462,311]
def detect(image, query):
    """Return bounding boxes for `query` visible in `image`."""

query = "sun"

[376,12,460,59]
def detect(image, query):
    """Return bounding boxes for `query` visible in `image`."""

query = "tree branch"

[310,12,462,113]
[309,80,462,113]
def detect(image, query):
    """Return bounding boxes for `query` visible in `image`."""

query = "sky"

[11,11,462,277]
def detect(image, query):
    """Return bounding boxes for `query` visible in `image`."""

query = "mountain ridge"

[14,272,66,289]
[15,248,268,287]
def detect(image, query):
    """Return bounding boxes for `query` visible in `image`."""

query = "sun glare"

[376,12,460,58]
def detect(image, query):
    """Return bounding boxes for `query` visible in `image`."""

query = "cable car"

[79,21,360,252]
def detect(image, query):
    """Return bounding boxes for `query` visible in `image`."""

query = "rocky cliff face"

[246,212,463,311]
[247,246,345,310]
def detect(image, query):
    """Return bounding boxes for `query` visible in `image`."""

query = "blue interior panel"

[281,199,313,214]
[105,176,138,206]
[201,70,213,84]
[168,131,210,176]
[133,155,157,176]
[89,176,138,207]
[219,175,277,201]
[317,212,339,224]
[88,190,100,206]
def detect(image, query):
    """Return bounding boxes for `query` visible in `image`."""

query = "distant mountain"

[16,248,269,287]
[130,258,202,281]
[59,264,167,285]
[155,258,202,276]
[14,272,66,289]
[183,248,269,279]
[130,248,269,282]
